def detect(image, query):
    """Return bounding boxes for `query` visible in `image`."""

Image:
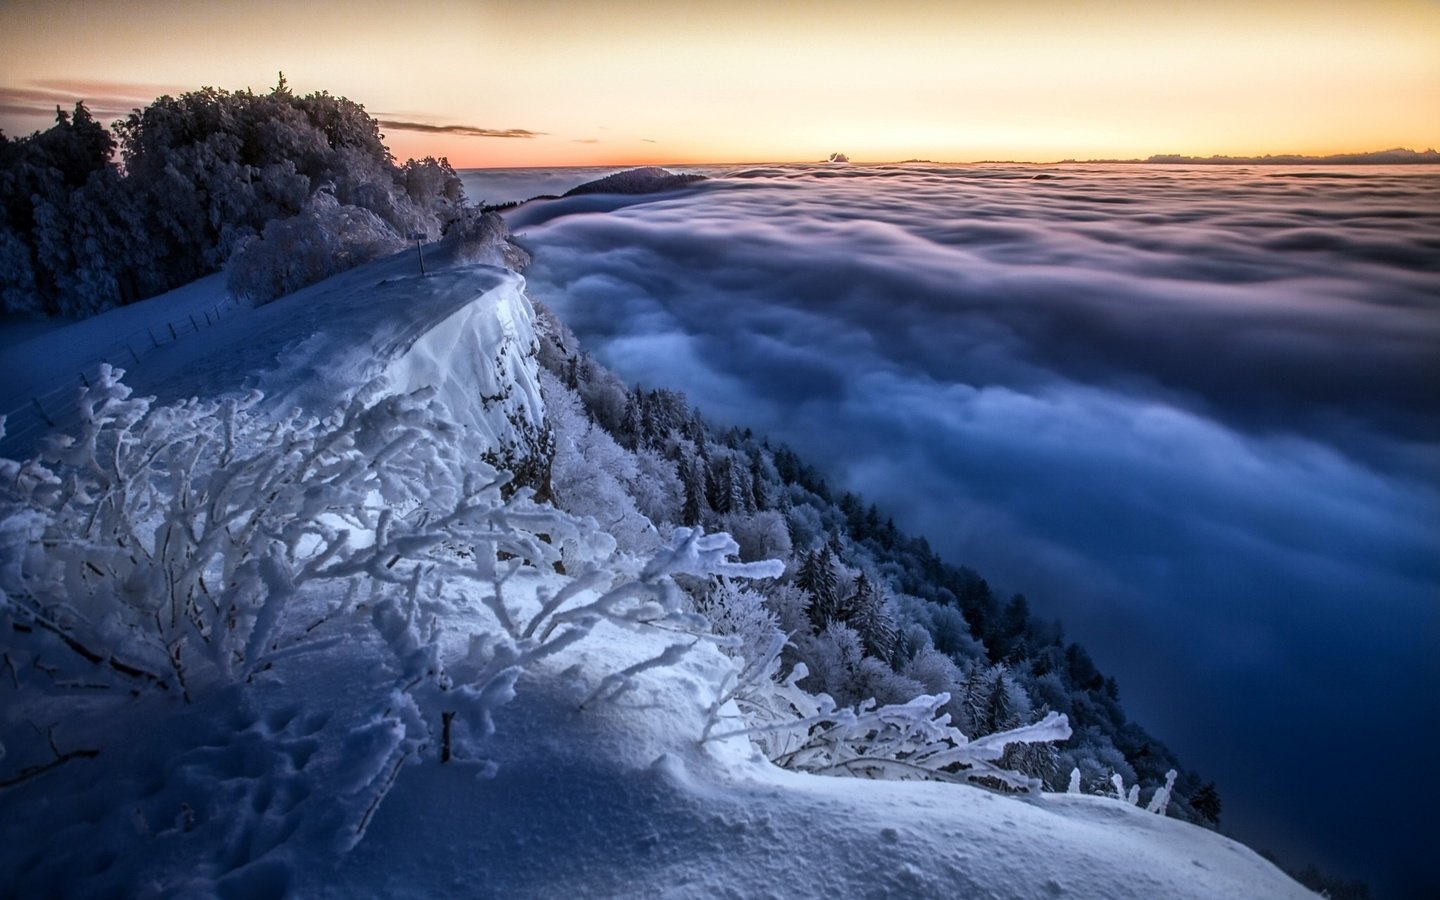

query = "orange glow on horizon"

[1,0,1437,168]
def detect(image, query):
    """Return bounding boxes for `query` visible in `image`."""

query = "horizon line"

[453,148,1440,171]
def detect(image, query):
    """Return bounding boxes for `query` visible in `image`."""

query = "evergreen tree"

[728,456,754,514]
[705,455,725,513]
[619,391,642,448]
[864,503,882,537]
[797,547,840,628]
[1191,781,1223,825]
[748,450,768,511]
[845,572,898,660]
[680,459,705,527]
[995,593,1032,662]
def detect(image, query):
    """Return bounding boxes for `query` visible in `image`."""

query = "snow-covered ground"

[0,246,1313,898]
[333,627,1313,900]
[0,275,240,456]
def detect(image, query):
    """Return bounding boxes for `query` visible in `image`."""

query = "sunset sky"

[1,0,1437,167]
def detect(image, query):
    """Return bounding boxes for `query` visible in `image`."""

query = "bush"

[0,367,783,855]
[225,194,405,304]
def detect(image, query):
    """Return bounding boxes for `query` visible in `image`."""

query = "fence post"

[79,371,89,388]
[189,314,198,332]
[129,345,141,364]
[149,327,159,348]
[168,322,177,341]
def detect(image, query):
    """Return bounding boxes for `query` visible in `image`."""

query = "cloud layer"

[0,79,187,123]
[509,164,1440,894]
[376,119,542,139]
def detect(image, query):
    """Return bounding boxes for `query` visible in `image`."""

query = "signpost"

[410,232,427,275]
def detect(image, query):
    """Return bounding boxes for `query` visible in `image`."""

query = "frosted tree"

[797,547,841,627]
[540,369,659,554]
[844,572,898,660]
[629,446,684,525]
[0,83,485,318]
[226,194,404,304]
[0,224,39,315]
[680,459,707,527]
[961,664,1029,736]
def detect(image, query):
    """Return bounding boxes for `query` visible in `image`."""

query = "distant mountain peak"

[562,167,706,196]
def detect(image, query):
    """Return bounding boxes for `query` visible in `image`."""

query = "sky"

[1,0,1438,167]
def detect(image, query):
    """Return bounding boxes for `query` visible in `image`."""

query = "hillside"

[0,231,1313,898]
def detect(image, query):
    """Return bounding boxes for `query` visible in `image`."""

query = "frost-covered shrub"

[226,193,405,304]
[0,368,784,850]
[703,630,1071,793]
[1146,769,1179,814]
[443,207,531,270]
[0,365,459,698]
[694,581,1069,795]
[695,579,783,662]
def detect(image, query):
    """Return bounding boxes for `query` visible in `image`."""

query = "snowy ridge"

[133,249,543,443]
[380,269,544,454]
[0,249,1313,898]
[0,241,549,469]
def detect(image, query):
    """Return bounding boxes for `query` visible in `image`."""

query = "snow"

[0,245,1314,898]
[327,616,1313,900]
[1,241,544,460]
[0,274,238,455]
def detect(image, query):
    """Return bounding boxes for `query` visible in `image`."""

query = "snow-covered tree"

[225,193,405,304]
[797,547,841,628]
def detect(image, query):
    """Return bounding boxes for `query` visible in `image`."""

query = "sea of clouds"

[487,163,1439,894]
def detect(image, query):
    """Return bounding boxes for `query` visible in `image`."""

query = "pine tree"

[797,547,840,629]
[845,572,898,659]
[681,459,705,527]
[1191,781,1222,825]
[705,455,724,513]
[994,593,1031,662]
[686,409,707,444]
[962,664,1027,737]
[619,392,642,449]
[748,450,768,511]
[728,457,753,514]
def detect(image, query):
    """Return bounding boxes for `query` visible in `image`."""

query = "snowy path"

[0,275,239,456]
[123,250,521,417]
[1,245,529,457]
